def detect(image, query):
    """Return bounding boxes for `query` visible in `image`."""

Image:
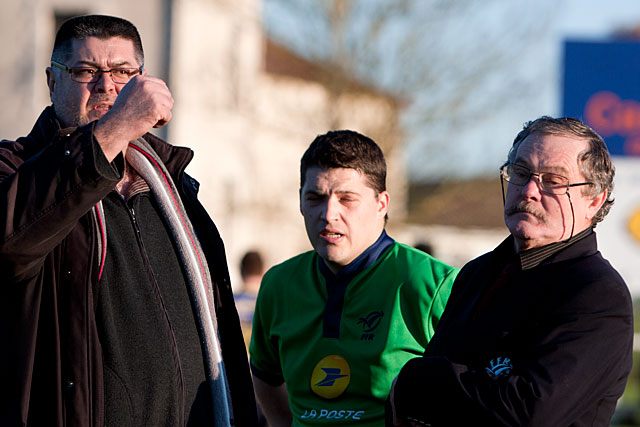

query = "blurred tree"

[264,0,556,181]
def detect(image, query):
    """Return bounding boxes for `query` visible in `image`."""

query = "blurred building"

[1,0,406,287]
[397,177,508,268]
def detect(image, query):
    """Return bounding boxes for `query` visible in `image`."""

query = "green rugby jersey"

[250,241,458,426]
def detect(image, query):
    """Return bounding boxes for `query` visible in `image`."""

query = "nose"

[519,174,542,200]
[92,70,117,92]
[321,196,340,222]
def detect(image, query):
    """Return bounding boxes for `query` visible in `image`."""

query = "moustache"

[88,95,116,106]
[505,201,546,223]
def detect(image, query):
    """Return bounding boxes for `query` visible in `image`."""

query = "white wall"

[596,157,640,296]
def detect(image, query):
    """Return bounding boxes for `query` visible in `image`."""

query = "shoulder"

[265,250,316,274]
[547,252,631,314]
[255,251,317,314]
[384,243,459,298]
[438,250,496,305]
[260,251,317,291]
[456,250,494,279]
[558,250,623,281]
[391,242,459,278]
[140,132,194,177]
[0,110,55,169]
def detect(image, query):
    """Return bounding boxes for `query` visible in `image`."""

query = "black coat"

[390,232,633,426]
[0,107,257,427]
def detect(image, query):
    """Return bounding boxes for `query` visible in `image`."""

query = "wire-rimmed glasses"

[500,163,593,195]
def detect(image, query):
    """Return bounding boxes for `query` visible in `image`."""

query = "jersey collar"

[318,230,394,282]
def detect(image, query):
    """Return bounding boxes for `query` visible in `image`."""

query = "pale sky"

[560,0,640,36]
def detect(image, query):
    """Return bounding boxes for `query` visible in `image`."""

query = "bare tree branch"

[264,0,558,180]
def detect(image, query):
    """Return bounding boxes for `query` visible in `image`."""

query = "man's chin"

[508,220,542,238]
[60,114,93,128]
[317,249,349,271]
[86,110,108,123]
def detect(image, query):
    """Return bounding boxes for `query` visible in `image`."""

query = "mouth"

[92,103,113,112]
[319,229,344,242]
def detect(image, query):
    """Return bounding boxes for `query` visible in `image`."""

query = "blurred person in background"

[414,241,433,256]
[250,130,459,426]
[388,116,633,427]
[0,14,256,427]
[235,250,266,349]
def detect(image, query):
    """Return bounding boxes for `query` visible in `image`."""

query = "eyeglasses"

[51,60,143,84]
[500,163,593,195]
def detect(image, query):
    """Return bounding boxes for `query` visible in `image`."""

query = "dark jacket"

[0,107,257,427]
[391,231,633,426]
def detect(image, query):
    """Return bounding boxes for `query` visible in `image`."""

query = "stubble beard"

[53,105,83,128]
[54,94,114,128]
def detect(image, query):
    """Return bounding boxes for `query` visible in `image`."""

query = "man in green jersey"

[250,130,458,426]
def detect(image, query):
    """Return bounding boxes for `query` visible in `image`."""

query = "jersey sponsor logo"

[300,408,365,421]
[311,355,350,399]
[628,206,640,243]
[357,310,384,340]
[486,356,513,378]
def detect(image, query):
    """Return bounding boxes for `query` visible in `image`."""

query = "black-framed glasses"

[500,162,593,195]
[51,60,143,84]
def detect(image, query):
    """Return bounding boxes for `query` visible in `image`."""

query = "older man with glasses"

[388,116,633,427]
[0,14,256,427]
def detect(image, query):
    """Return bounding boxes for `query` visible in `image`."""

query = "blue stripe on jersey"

[318,231,395,338]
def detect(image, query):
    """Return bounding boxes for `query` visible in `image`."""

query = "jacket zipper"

[125,199,186,426]
[129,206,142,238]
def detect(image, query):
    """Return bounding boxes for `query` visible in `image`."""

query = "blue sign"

[563,40,640,156]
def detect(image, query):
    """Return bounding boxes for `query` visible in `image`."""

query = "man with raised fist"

[0,14,256,427]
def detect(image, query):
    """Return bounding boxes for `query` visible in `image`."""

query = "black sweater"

[97,190,213,426]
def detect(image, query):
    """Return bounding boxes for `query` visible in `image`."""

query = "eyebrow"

[73,60,137,68]
[542,166,570,176]
[303,189,360,196]
[513,159,569,176]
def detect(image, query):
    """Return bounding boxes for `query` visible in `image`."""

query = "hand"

[94,74,174,161]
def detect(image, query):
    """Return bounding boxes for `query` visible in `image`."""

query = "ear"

[585,189,607,221]
[377,190,390,219]
[46,67,55,100]
[299,188,304,216]
[142,68,148,77]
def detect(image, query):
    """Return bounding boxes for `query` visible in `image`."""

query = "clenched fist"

[94,73,174,161]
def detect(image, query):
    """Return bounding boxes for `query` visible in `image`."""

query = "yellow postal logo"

[628,207,640,244]
[310,355,350,399]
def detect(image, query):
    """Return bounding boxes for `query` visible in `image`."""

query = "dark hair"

[508,116,615,226]
[300,130,387,194]
[240,251,264,280]
[51,15,144,65]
